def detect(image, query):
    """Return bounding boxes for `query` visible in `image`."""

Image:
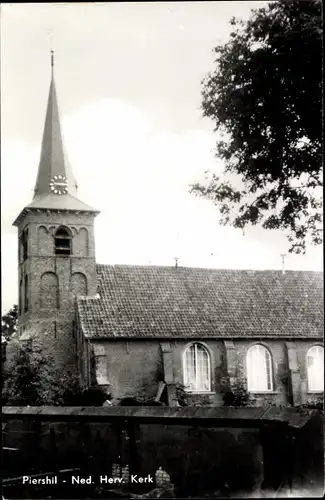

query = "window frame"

[306,345,324,393]
[182,342,212,393]
[54,226,72,256]
[246,344,274,393]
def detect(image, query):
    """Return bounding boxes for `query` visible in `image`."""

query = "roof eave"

[13,206,100,227]
[82,333,324,340]
[13,208,31,227]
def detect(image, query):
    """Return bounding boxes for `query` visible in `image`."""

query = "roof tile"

[77,265,324,339]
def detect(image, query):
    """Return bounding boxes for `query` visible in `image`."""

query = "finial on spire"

[51,50,54,73]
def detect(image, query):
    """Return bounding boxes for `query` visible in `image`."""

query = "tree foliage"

[2,340,81,406]
[192,0,322,253]
[222,360,257,407]
[1,306,108,406]
[1,305,18,341]
[2,339,108,406]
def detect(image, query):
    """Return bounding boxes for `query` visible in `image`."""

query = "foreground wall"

[2,407,324,499]
[0,419,267,497]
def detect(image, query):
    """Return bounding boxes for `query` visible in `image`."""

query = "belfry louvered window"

[55,227,72,255]
[307,346,324,392]
[183,343,211,392]
[247,344,273,392]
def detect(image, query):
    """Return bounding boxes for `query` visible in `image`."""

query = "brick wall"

[90,340,164,400]
[223,339,324,406]
[288,340,324,405]
[76,312,90,388]
[16,209,97,370]
[89,338,323,406]
[89,338,224,403]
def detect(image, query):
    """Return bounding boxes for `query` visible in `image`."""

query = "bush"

[2,340,84,406]
[298,397,324,412]
[221,359,256,407]
[176,383,188,406]
[222,376,256,407]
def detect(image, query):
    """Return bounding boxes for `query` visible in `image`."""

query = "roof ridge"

[96,263,323,274]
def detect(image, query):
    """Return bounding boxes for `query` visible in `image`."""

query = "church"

[13,58,324,407]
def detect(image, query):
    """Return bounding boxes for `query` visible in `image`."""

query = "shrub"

[221,359,256,407]
[2,340,84,406]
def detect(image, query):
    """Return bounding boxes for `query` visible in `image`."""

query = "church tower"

[13,53,99,369]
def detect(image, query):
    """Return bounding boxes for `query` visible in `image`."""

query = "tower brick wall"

[16,210,97,370]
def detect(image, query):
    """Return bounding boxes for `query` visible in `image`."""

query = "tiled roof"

[25,193,97,212]
[13,194,98,226]
[77,265,323,339]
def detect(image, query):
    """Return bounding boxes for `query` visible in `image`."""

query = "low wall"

[2,406,324,499]
[3,422,262,497]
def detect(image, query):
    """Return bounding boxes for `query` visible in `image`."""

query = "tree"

[2,340,59,405]
[2,338,110,406]
[191,0,322,254]
[2,339,85,406]
[1,305,18,341]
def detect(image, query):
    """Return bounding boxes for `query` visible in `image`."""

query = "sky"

[1,2,323,314]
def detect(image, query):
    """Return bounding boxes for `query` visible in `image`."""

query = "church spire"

[13,54,98,227]
[33,52,78,199]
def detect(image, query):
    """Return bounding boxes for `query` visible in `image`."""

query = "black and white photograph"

[1,1,323,499]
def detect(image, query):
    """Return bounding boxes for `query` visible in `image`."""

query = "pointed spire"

[33,54,78,199]
[13,54,99,226]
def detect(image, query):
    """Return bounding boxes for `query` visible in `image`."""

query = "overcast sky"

[1,2,322,314]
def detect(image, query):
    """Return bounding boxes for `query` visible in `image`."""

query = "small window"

[21,228,28,261]
[24,275,28,312]
[307,346,324,392]
[19,279,23,315]
[55,227,72,255]
[183,343,211,392]
[247,344,273,392]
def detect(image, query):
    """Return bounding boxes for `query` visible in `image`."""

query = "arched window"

[19,278,23,316]
[55,227,72,255]
[40,272,59,309]
[183,343,211,392]
[307,346,324,392]
[24,275,28,312]
[247,344,273,392]
[21,228,28,262]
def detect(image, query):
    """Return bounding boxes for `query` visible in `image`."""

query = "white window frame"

[183,343,211,393]
[246,344,273,393]
[307,345,324,392]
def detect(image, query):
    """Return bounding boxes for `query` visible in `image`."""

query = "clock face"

[50,175,68,195]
